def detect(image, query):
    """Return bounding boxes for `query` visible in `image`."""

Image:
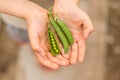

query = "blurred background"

[0,0,120,80]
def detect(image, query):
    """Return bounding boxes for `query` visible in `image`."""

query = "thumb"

[83,14,94,39]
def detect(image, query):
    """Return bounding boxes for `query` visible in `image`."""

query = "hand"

[53,0,94,64]
[25,1,69,70]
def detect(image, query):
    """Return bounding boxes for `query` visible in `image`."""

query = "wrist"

[25,1,47,20]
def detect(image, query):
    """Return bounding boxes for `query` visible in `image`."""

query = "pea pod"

[48,8,69,53]
[48,26,60,56]
[56,18,74,45]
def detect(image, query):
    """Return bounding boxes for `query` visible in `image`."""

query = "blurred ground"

[0,23,18,80]
[0,0,120,80]
[105,0,120,80]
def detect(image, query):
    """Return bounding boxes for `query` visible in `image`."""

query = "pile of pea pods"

[48,7,74,56]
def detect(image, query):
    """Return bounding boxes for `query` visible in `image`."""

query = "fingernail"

[53,64,59,70]
[70,59,76,65]
[79,57,84,63]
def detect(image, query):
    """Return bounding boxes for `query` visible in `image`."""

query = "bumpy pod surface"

[48,28,60,56]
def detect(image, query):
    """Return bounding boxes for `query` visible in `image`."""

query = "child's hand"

[53,0,94,64]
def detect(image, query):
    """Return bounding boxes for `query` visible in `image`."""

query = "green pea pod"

[56,18,74,45]
[48,8,69,53]
[48,25,60,56]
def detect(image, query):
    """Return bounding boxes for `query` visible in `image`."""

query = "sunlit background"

[0,0,120,80]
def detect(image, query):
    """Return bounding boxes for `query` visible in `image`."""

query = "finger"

[83,14,94,39]
[70,42,78,64]
[56,55,69,65]
[35,52,59,70]
[59,42,71,59]
[47,52,68,66]
[61,47,71,59]
[78,40,86,63]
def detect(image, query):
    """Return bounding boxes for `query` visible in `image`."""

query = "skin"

[0,0,69,70]
[0,0,94,70]
[53,0,94,64]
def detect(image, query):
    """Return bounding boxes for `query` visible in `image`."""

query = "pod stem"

[48,7,53,17]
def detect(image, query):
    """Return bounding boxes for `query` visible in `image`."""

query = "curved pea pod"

[56,18,74,45]
[48,9,69,53]
[48,27,60,56]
